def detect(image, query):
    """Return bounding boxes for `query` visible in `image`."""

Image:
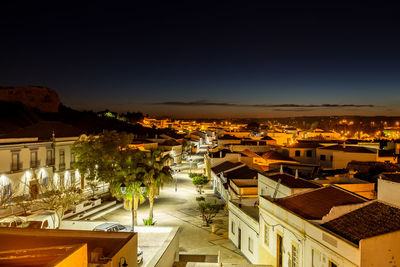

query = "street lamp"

[120,182,127,194]
[140,182,146,194]
[118,257,128,267]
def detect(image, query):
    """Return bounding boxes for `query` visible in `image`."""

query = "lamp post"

[120,182,146,232]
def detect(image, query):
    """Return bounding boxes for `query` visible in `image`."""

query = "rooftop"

[231,202,259,222]
[261,150,296,162]
[288,142,322,149]
[211,161,243,175]
[271,186,367,220]
[225,166,258,180]
[0,228,135,263]
[240,149,262,158]
[231,179,258,187]
[381,172,400,183]
[266,173,321,189]
[319,144,375,154]
[322,201,400,244]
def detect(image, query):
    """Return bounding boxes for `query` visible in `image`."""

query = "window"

[311,249,321,267]
[59,150,65,170]
[329,260,338,267]
[231,221,235,234]
[320,154,326,161]
[264,222,270,247]
[291,244,298,267]
[330,155,333,161]
[46,149,53,165]
[71,153,75,164]
[30,150,38,168]
[248,237,254,254]
[2,183,11,197]
[306,150,312,157]
[295,150,300,157]
[11,152,20,171]
[59,150,65,164]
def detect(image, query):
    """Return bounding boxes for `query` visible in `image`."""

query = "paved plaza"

[97,168,248,264]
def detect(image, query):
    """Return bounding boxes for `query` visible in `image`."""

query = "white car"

[93,222,143,264]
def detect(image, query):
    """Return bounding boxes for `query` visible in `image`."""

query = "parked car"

[0,216,24,227]
[93,222,143,264]
[19,210,60,229]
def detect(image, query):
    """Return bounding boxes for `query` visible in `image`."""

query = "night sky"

[1,2,400,118]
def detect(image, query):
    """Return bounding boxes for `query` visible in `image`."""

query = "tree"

[40,184,86,228]
[72,131,145,228]
[139,149,173,221]
[71,130,134,185]
[196,197,224,227]
[190,174,209,194]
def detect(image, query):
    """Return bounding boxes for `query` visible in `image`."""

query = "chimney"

[343,142,346,149]
[220,150,223,158]
[280,165,283,174]
[295,169,299,179]
[396,143,400,155]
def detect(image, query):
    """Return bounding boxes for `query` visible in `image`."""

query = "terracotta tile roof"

[288,142,322,148]
[319,145,375,154]
[225,166,258,180]
[274,186,367,220]
[322,201,400,244]
[261,150,296,162]
[211,161,243,175]
[241,149,262,158]
[267,174,321,189]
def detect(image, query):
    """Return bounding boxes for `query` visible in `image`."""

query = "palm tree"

[139,149,173,221]
[111,149,147,227]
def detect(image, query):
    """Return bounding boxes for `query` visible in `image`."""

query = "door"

[277,234,283,267]
[238,228,242,249]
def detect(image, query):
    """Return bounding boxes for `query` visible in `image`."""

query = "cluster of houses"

[0,121,187,217]
[205,129,400,266]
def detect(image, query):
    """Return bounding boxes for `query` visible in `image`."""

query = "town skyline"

[1,3,400,118]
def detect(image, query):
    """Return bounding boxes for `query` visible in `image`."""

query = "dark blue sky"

[1,2,400,118]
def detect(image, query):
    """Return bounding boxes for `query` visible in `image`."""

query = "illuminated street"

[97,170,248,264]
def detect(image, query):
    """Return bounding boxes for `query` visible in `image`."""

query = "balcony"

[10,162,23,172]
[30,161,40,168]
[59,163,66,171]
[46,159,55,166]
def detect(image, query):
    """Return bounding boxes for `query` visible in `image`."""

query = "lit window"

[264,222,269,247]
[291,244,298,267]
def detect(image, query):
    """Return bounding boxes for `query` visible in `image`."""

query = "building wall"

[110,233,138,267]
[229,202,259,264]
[286,147,317,165]
[377,178,400,207]
[360,230,400,266]
[55,244,87,267]
[259,196,361,267]
[316,149,376,169]
[258,173,292,199]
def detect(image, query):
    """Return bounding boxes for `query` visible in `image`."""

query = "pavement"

[96,161,248,264]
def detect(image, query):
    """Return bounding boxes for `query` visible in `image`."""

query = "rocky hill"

[0,86,60,112]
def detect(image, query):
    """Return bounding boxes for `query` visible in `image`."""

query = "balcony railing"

[59,163,66,171]
[30,161,40,168]
[46,159,55,166]
[11,162,23,172]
